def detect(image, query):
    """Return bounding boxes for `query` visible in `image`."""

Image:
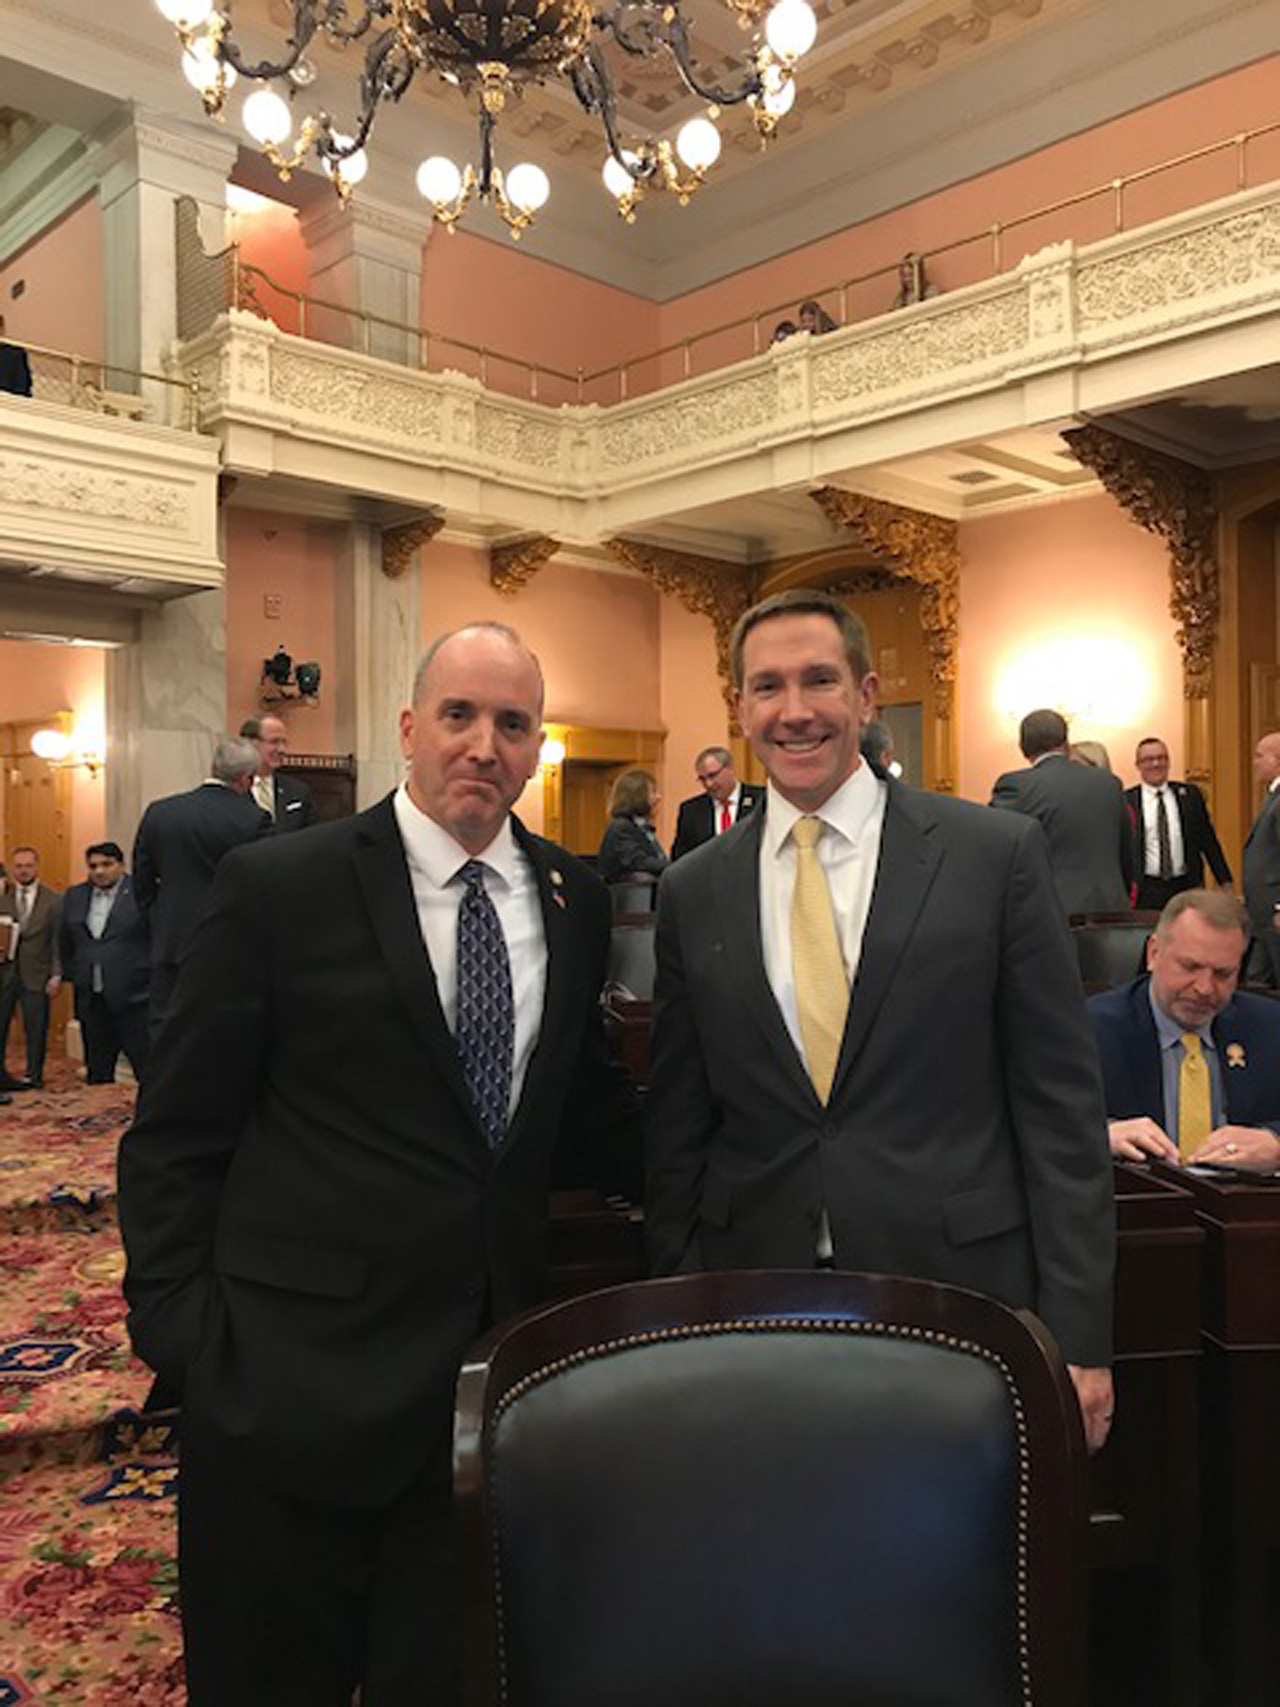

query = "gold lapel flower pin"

[1226,1042,1246,1068]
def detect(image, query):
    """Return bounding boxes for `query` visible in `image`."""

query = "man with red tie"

[671,745,765,860]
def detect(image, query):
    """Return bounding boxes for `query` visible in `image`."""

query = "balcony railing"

[179,117,1280,409]
[7,341,201,429]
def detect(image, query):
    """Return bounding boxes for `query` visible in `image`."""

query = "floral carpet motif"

[0,1063,133,1234]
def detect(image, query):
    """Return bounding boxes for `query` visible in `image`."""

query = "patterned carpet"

[0,1057,185,1705]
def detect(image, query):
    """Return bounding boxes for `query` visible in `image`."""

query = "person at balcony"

[131,738,272,1039]
[239,713,318,832]
[0,845,62,1089]
[1090,889,1280,1172]
[1125,735,1231,913]
[118,621,637,1707]
[892,252,938,308]
[990,708,1134,917]
[671,745,765,861]
[0,314,32,397]
[1243,728,1280,987]
[798,298,838,334]
[59,841,152,1085]
[771,318,798,344]
[598,768,668,883]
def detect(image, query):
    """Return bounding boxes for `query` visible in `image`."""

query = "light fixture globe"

[676,117,721,173]
[30,728,72,762]
[243,88,293,147]
[183,38,234,93]
[766,0,817,61]
[398,0,595,84]
[323,134,369,186]
[417,155,463,205]
[505,162,550,213]
[154,0,214,25]
[602,150,641,200]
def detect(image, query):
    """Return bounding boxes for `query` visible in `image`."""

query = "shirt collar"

[89,881,121,901]
[1140,781,1168,799]
[394,782,520,891]
[764,760,883,859]
[1147,979,1215,1052]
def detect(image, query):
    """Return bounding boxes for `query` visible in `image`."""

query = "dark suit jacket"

[0,884,62,990]
[991,753,1133,915]
[118,798,631,1506]
[0,341,32,397]
[645,782,1115,1368]
[671,784,765,861]
[1124,781,1231,887]
[598,815,668,882]
[1243,788,1280,938]
[58,878,151,1016]
[270,771,318,832]
[1089,976,1280,1130]
[131,782,272,969]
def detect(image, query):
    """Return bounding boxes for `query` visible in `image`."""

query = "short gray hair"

[1155,889,1249,941]
[411,622,545,717]
[211,737,262,783]
[695,745,731,773]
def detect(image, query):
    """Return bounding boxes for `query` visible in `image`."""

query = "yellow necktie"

[790,817,848,1104]
[1178,1032,1212,1158]
[254,776,274,817]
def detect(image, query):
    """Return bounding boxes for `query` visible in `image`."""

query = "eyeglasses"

[697,763,727,789]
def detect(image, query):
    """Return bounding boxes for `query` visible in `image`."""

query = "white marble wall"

[334,524,420,810]
[105,587,227,848]
[299,200,427,369]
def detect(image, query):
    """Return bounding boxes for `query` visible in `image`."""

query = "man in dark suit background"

[0,845,62,1089]
[119,622,635,1706]
[59,841,151,1084]
[670,743,764,859]
[1090,889,1280,1173]
[0,314,32,397]
[990,708,1133,915]
[1243,729,1280,987]
[645,589,1115,1454]
[240,713,318,832]
[1126,735,1231,911]
[131,738,271,1037]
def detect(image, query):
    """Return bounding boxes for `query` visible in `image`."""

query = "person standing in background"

[59,841,152,1084]
[0,846,62,1089]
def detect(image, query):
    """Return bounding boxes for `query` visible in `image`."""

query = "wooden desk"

[1090,1165,1203,1707]
[602,991,652,1088]
[547,1190,645,1301]
[1154,1165,1280,1706]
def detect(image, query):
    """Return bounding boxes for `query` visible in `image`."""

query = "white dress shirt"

[393,785,547,1119]
[1140,782,1185,877]
[759,761,888,1073]
[87,880,121,993]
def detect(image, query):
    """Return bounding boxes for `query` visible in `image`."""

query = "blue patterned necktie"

[454,860,515,1149]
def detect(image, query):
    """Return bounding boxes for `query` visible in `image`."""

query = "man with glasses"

[1125,736,1231,913]
[671,745,765,861]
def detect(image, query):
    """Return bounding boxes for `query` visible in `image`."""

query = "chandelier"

[154,0,817,238]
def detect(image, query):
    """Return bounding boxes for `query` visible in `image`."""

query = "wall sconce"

[261,645,321,707]
[539,735,566,768]
[30,727,105,778]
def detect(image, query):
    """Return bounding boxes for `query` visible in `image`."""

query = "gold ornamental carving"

[810,487,960,721]
[381,514,445,580]
[490,535,561,596]
[1062,425,1219,699]
[604,537,753,724]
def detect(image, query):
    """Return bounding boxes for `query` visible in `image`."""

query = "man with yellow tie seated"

[1089,889,1280,1174]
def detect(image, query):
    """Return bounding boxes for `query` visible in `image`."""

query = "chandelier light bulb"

[182,38,233,94]
[417,155,463,206]
[242,89,293,147]
[324,134,369,186]
[761,76,796,118]
[155,0,214,25]
[602,151,640,199]
[505,162,550,213]
[765,0,817,62]
[676,117,721,173]
[30,728,72,762]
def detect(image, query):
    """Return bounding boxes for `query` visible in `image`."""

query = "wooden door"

[1249,663,1280,817]
[1,712,74,1060]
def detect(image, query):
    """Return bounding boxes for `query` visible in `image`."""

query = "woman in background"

[598,769,668,882]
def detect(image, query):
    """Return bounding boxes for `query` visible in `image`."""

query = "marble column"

[92,107,238,392]
[105,588,228,848]
[298,199,428,367]
[334,523,421,809]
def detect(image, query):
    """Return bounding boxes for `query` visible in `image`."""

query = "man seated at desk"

[1089,889,1280,1173]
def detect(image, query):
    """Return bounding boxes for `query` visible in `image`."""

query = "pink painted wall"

[0,639,106,861]
[0,196,104,364]
[657,597,729,850]
[224,509,339,753]
[956,496,1182,804]
[231,196,310,335]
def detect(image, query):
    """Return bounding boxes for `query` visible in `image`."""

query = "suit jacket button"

[823,1123,838,1140]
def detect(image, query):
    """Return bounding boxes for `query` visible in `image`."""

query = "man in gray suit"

[990,709,1133,916]
[1243,729,1280,986]
[645,589,1116,1453]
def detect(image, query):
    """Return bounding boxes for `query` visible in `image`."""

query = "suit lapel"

[351,796,479,1134]
[1211,1004,1247,1124]
[832,783,943,1096]
[503,823,575,1152]
[1127,979,1166,1127]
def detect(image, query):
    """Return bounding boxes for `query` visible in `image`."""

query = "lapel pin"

[1226,1042,1246,1068]
[550,869,563,886]
[553,893,567,910]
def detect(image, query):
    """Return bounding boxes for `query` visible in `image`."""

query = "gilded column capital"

[381,513,444,580]
[604,537,753,724]
[490,535,561,596]
[1062,424,1219,699]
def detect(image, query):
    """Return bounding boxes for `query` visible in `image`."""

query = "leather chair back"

[456,1271,1087,1707]
[1073,921,1152,991]
[605,920,656,1000]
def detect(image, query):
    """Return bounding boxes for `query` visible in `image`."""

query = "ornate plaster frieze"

[811,487,961,724]
[491,535,561,595]
[597,371,778,473]
[382,514,445,580]
[604,537,753,722]
[0,453,191,530]
[810,292,1027,414]
[1062,424,1219,699]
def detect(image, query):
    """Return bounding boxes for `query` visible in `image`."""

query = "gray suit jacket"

[990,753,1133,915]
[1243,787,1280,936]
[644,780,1115,1368]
